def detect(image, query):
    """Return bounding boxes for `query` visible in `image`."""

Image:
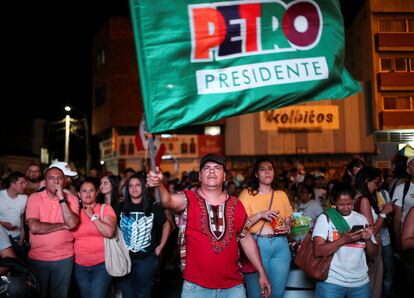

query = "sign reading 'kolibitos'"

[129,0,361,133]
[260,105,339,130]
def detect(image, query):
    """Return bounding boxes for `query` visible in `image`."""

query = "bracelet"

[90,214,99,222]
[59,198,68,204]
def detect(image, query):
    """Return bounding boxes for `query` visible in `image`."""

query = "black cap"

[200,153,225,169]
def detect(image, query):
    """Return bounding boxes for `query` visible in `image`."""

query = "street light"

[64,109,71,162]
[64,105,91,174]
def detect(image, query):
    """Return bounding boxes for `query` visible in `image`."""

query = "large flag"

[129,0,361,133]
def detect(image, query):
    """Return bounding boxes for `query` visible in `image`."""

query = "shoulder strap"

[100,203,105,217]
[389,180,397,198]
[380,189,388,202]
[353,194,363,212]
[257,190,275,235]
[402,180,411,211]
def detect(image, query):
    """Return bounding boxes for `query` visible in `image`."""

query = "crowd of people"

[0,153,413,298]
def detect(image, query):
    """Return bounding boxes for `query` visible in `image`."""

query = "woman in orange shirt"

[72,178,117,298]
[239,157,293,298]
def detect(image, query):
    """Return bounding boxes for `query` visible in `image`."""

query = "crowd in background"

[0,152,413,298]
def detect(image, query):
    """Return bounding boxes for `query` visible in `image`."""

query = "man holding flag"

[147,153,271,297]
[131,1,360,295]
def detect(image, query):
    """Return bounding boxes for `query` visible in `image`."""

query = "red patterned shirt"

[182,190,249,289]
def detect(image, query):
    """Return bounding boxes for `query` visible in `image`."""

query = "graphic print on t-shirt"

[120,212,154,253]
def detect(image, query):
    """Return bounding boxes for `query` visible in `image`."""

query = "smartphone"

[350,225,364,232]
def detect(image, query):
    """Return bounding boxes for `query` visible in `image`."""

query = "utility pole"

[83,116,91,174]
[64,114,71,162]
[65,105,91,173]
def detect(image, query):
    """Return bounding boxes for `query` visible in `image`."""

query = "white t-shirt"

[392,181,414,225]
[297,200,324,227]
[0,189,28,238]
[0,226,12,250]
[314,188,327,205]
[312,211,375,287]
[378,190,391,246]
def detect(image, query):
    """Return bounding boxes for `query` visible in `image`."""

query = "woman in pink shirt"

[72,178,117,298]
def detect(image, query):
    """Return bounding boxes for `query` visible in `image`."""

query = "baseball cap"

[408,156,414,166]
[48,161,78,177]
[314,171,325,179]
[200,154,225,170]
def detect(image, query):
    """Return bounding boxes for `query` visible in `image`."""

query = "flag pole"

[148,134,161,203]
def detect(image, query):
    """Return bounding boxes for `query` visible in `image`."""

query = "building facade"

[345,0,414,166]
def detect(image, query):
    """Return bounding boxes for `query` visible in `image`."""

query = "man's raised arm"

[147,167,186,213]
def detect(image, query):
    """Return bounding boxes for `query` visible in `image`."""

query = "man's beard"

[27,177,41,183]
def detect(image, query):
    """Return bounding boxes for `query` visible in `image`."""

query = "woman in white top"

[313,182,378,298]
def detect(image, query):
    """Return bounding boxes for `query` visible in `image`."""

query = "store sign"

[100,138,115,159]
[103,134,223,160]
[198,135,224,156]
[260,105,339,130]
[160,135,199,158]
[118,136,137,157]
[160,134,224,158]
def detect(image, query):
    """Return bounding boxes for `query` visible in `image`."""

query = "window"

[408,19,414,32]
[379,19,406,32]
[97,49,106,69]
[95,84,107,108]
[380,58,393,72]
[408,58,414,71]
[383,96,412,110]
[379,57,412,72]
[394,58,407,71]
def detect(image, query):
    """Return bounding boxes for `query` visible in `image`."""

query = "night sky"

[3,0,361,122]
[3,0,129,122]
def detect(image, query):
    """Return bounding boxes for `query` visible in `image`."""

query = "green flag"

[129,0,361,133]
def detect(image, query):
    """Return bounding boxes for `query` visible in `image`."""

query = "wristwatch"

[90,214,100,222]
[379,213,387,219]
[59,198,68,204]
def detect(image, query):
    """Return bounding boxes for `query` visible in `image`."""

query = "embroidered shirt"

[180,190,249,289]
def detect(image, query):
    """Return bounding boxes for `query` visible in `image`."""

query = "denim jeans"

[9,235,29,260]
[381,244,394,298]
[74,262,112,298]
[181,281,246,298]
[28,256,74,298]
[244,235,291,298]
[315,281,373,298]
[118,254,159,298]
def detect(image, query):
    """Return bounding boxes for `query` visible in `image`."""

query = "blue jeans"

[74,262,112,298]
[182,281,246,298]
[28,256,73,298]
[381,244,393,298]
[244,235,291,298]
[118,254,159,298]
[315,281,373,298]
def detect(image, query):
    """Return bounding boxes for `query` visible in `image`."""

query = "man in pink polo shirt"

[26,162,80,298]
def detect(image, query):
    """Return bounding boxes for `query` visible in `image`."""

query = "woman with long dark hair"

[117,173,171,298]
[239,157,292,298]
[354,166,393,298]
[97,175,120,218]
[341,158,365,189]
